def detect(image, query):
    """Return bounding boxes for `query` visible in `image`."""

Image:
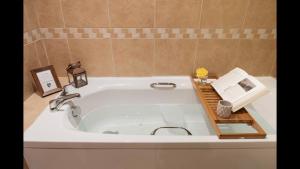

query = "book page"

[231,76,268,111]
[232,88,268,112]
[221,78,256,103]
[211,68,248,93]
[211,67,268,112]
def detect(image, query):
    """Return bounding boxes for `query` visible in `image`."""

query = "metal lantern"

[66,61,88,88]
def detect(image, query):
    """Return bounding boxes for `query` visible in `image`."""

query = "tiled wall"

[24,0,276,100]
[24,0,46,100]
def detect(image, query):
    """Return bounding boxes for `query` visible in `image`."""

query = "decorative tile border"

[24,28,276,45]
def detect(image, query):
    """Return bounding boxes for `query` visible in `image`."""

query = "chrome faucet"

[49,84,81,111]
[59,83,73,97]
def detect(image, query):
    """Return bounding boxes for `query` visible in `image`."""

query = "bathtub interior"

[78,103,216,136]
[68,86,275,136]
[70,89,214,136]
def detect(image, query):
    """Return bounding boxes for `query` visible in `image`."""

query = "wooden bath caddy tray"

[192,79,266,139]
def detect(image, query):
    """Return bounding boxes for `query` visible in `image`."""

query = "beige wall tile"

[235,40,276,76]
[68,39,114,76]
[156,0,202,28]
[24,0,39,32]
[24,43,41,100]
[155,39,197,75]
[270,42,277,77]
[24,6,30,33]
[109,0,154,27]
[44,39,71,76]
[195,39,239,77]
[35,0,64,27]
[61,0,109,27]
[243,0,276,29]
[200,0,248,29]
[35,41,49,66]
[112,39,154,76]
[271,60,276,77]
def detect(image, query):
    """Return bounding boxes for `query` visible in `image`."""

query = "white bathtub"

[24,76,276,169]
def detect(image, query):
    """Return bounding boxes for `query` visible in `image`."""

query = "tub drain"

[102,130,119,134]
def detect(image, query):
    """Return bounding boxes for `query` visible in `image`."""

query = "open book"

[211,68,269,112]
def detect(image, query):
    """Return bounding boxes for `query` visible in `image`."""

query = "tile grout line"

[23,1,42,66]
[152,0,157,75]
[231,0,251,68]
[154,0,157,28]
[241,0,251,31]
[33,42,42,66]
[32,0,50,65]
[41,39,50,65]
[33,0,41,29]
[198,0,204,29]
[193,0,204,73]
[192,39,199,74]
[107,0,117,76]
[107,0,112,28]
[59,0,73,64]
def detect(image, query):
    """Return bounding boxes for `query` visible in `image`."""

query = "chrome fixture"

[102,130,119,134]
[150,82,176,89]
[64,100,81,117]
[49,84,81,111]
[150,127,192,135]
[59,84,72,97]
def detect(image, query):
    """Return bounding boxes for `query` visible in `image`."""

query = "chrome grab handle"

[150,127,192,135]
[150,82,176,89]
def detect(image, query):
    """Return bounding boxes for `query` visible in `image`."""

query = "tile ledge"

[24,77,68,131]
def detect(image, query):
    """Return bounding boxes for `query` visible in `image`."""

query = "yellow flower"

[196,67,208,78]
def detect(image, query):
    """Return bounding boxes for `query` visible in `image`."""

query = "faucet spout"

[49,93,80,111]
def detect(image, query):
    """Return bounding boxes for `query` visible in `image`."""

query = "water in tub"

[78,103,215,136]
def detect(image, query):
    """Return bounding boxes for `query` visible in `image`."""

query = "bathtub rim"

[24,76,276,149]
